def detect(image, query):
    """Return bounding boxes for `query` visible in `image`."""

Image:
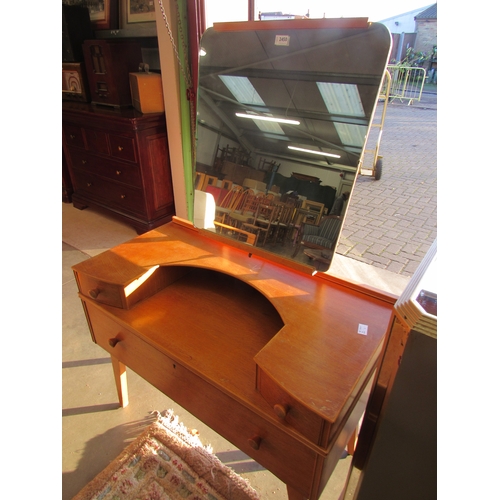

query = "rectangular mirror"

[194,18,391,272]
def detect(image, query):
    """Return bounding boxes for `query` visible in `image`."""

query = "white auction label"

[275,35,290,46]
[358,324,368,335]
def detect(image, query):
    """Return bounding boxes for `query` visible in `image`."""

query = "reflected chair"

[228,193,274,228]
[194,172,206,190]
[227,192,258,228]
[215,185,247,225]
[292,215,342,257]
[301,200,325,225]
[242,203,278,247]
[270,202,295,245]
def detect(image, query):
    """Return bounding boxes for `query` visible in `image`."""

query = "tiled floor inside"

[62,202,410,499]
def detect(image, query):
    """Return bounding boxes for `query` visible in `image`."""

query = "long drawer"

[66,147,143,187]
[83,298,320,498]
[71,169,146,216]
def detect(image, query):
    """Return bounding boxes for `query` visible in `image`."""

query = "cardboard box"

[129,71,165,114]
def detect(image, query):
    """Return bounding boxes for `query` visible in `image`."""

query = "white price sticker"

[358,324,368,335]
[275,35,290,46]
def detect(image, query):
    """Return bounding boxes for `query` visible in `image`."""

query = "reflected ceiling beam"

[199,66,383,88]
[255,148,360,173]
[201,26,385,81]
[198,88,256,155]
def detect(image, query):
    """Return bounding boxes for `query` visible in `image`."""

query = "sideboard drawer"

[109,134,137,163]
[63,124,85,149]
[72,170,146,216]
[85,128,110,156]
[67,148,142,187]
[83,299,319,498]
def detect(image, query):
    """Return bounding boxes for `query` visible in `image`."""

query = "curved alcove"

[127,265,285,393]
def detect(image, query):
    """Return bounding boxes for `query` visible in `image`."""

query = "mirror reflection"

[194,19,391,271]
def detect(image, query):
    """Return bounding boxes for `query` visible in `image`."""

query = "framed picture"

[62,0,119,30]
[127,0,156,23]
[87,0,119,29]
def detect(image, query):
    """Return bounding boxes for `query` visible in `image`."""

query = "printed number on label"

[275,35,290,46]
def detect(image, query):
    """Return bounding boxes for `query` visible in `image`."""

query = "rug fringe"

[152,409,261,500]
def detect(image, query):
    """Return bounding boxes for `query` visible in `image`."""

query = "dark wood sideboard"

[62,102,175,233]
[72,217,397,499]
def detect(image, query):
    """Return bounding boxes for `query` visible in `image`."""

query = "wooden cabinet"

[62,102,175,233]
[72,218,396,499]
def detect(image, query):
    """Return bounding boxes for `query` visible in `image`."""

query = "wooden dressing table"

[72,217,396,499]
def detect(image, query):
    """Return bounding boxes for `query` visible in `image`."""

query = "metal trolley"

[358,69,392,180]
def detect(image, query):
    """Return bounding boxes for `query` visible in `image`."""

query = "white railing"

[385,65,427,104]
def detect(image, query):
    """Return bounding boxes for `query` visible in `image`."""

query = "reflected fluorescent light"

[199,47,206,56]
[235,113,300,125]
[288,146,341,158]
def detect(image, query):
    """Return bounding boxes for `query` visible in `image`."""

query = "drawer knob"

[248,436,262,450]
[116,170,122,176]
[88,288,100,299]
[87,182,93,187]
[108,337,121,348]
[69,134,75,139]
[273,404,289,419]
[120,194,126,199]
[81,159,87,165]
[118,146,124,151]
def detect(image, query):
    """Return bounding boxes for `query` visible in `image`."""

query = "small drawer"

[76,273,124,308]
[257,368,330,447]
[63,124,85,149]
[109,134,137,162]
[68,149,142,187]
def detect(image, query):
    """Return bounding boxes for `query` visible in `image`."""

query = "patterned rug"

[73,410,261,500]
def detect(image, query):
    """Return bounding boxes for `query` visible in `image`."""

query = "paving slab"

[337,91,437,278]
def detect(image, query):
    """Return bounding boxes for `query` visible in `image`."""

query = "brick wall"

[414,19,437,55]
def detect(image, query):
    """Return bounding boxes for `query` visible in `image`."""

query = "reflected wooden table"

[303,248,333,272]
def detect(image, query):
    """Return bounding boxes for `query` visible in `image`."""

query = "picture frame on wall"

[87,0,119,29]
[62,0,119,30]
[127,0,156,23]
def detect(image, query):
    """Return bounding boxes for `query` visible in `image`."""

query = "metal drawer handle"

[248,436,262,450]
[120,194,126,199]
[108,337,121,348]
[116,170,122,176]
[118,146,124,151]
[273,404,289,419]
[88,288,100,299]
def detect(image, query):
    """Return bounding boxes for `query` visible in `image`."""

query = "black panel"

[62,4,93,62]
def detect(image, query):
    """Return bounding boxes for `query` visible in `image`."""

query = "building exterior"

[378,4,433,34]
[378,3,437,67]
[414,3,437,55]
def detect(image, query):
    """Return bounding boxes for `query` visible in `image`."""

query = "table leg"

[111,355,129,407]
[347,427,358,455]
[286,485,308,500]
